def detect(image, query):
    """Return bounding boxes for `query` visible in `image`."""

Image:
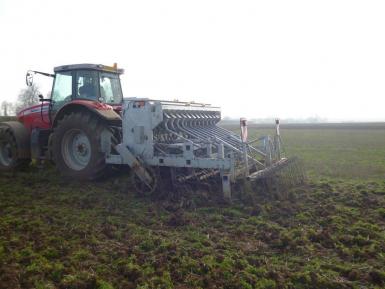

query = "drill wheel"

[131,166,159,197]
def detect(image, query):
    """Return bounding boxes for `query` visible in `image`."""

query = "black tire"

[0,127,29,171]
[52,112,108,180]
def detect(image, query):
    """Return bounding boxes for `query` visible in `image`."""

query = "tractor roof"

[54,63,124,74]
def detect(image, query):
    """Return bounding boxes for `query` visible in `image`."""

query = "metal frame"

[104,98,286,198]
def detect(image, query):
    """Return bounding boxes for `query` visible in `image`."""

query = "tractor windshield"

[100,73,123,105]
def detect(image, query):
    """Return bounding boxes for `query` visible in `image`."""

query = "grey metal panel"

[146,156,232,170]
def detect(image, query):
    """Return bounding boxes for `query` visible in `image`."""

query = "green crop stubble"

[245,127,385,180]
[0,126,384,288]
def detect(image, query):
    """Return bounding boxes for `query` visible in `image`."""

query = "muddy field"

[0,125,385,289]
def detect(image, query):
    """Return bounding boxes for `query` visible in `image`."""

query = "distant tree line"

[221,116,328,124]
[0,84,41,116]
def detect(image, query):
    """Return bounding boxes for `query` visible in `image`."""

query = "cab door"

[74,70,99,101]
[51,71,73,116]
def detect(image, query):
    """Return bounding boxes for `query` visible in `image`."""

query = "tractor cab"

[23,63,124,128]
[50,64,124,113]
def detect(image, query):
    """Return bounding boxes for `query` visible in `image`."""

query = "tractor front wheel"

[52,112,108,180]
[0,125,30,171]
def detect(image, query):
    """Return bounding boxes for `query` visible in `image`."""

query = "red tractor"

[0,63,123,179]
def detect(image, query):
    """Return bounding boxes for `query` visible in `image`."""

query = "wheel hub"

[61,129,91,171]
[76,143,88,155]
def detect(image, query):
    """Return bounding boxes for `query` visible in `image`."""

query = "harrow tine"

[247,157,305,199]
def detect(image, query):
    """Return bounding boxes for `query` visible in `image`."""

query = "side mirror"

[26,71,34,86]
[37,93,52,103]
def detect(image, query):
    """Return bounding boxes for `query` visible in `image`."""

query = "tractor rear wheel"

[0,128,29,170]
[52,112,108,180]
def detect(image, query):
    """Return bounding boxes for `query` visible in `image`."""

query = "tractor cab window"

[52,71,72,110]
[100,73,123,104]
[76,70,99,100]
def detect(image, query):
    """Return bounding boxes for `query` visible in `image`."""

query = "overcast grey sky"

[0,0,384,121]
